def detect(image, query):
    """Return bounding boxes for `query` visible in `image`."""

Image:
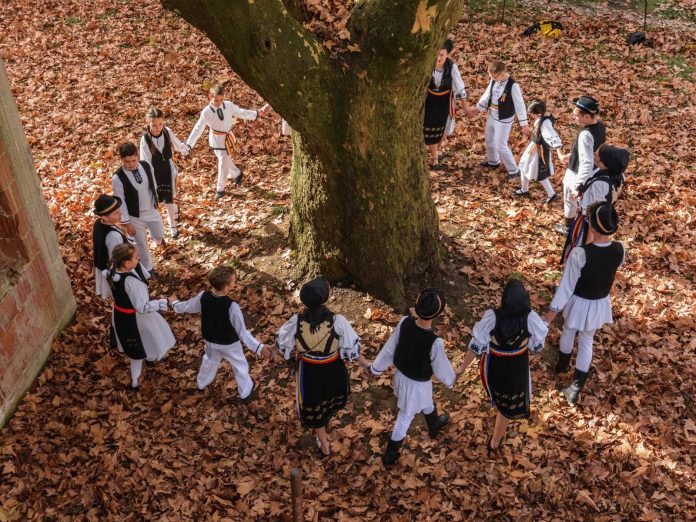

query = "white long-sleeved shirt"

[549,242,625,312]
[276,313,361,362]
[172,291,264,354]
[139,126,189,175]
[476,76,528,126]
[111,164,158,224]
[468,309,548,355]
[186,101,258,151]
[117,271,166,314]
[566,128,596,187]
[370,317,456,388]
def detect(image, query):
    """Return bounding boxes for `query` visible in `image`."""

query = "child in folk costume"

[468,61,531,179]
[111,141,165,277]
[186,85,268,200]
[170,266,271,397]
[455,280,548,453]
[107,243,175,389]
[370,289,455,466]
[423,39,469,170]
[561,145,629,263]
[544,203,624,405]
[140,108,190,239]
[555,96,606,236]
[514,100,563,204]
[276,277,372,457]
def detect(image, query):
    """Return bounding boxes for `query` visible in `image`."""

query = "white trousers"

[562,172,581,219]
[131,215,165,271]
[391,405,435,442]
[484,116,517,173]
[521,175,555,196]
[559,326,596,372]
[129,358,143,388]
[197,342,253,398]
[164,203,178,229]
[213,150,241,192]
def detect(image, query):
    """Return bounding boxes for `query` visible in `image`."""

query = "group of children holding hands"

[90,51,628,466]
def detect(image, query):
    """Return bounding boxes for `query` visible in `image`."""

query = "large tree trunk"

[162,0,464,306]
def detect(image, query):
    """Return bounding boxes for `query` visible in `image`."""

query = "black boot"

[563,369,589,405]
[424,408,450,439]
[382,438,403,466]
[555,352,571,374]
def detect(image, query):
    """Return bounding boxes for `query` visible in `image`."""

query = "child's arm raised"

[169,291,204,314]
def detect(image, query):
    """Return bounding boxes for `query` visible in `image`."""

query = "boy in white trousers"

[111,142,164,277]
[468,61,531,179]
[170,266,271,397]
[186,85,268,200]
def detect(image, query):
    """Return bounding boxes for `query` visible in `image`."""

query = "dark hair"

[488,61,506,75]
[210,85,224,96]
[118,141,138,158]
[146,108,164,120]
[527,99,546,115]
[208,266,234,291]
[107,243,136,290]
[577,107,598,117]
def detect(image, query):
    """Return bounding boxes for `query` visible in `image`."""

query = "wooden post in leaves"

[643,0,648,32]
[501,0,507,24]
[290,467,304,522]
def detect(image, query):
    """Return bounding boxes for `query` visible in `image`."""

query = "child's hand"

[124,223,136,236]
[168,296,178,305]
[258,104,270,118]
[559,153,570,164]
[259,345,272,360]
[521,126,532,138]
[542,310,557,324]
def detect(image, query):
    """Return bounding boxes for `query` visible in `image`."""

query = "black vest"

[93,221,127,270]
[143,129,173,163]
[393,317,438,382]
[487,77,517,119]
[568,121,606,173]
[532,115,555,181]
[428,58,453,93]
[200,291,239,345]
[112,271,146,310]
[114,161,158,218]
[574,243,624,299]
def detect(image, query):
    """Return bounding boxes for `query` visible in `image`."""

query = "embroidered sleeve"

[550,248,586,312]
[125,276,162,314]
[527,311,549,353]
[370,317,406,376]
[276,315,298,360]
[430,338,456,388]
[172,291,203,314]
[451,64,467,100]
[469,309,496,356]
[540,119,563,149]
[230,302,263,354]
[333,314,361,362]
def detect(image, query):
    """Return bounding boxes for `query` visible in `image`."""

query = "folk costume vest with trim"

[487,77,517,120]
[200,291,239,345]
[574,242,623,299]
[568,121,606,174]
[111,271,148,360]
[393,317,438,382]
[143,128,174,203]
[114,161,158,218]
[294,316,340,357]
[532,115,555,181]
[93,221,127,270]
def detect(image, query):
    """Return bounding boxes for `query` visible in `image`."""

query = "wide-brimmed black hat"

[415,288,446,320]
[572,96,600,115]
[300,276,330,309]
[589,202,619,235]
[94,194,122,216]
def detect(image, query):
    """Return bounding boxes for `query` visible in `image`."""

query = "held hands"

[124,223,136,236]
[465,106,479,118]
[257,104,271,118]
[542,310,557,324]
[559,152,571,164]
[521,126,532,139]
[168,295,178,305]
[158,299,168,311]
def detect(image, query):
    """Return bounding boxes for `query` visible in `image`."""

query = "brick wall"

[0,57,76,427]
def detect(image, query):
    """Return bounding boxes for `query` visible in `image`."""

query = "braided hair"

[107,243,136,291]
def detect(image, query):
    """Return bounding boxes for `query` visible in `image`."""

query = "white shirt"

[476,76,528,125]
[111,164,158,224]
[186,101,258,150]
[139,127,189,174]
[565,128,596,187]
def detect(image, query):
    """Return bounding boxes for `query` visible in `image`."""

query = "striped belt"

[300,351,340,365]
[113,304,136,314]
[489,346,528,357]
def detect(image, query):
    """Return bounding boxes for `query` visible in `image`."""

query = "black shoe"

[241,380,256,402]
[480,160,500,169]
[170,227,179,239]
[215,191,224,200]
[234,171,244,185]
[507,170,521,180]
[563,369,589,405]
[555,352,571,374]
[513,189,530,197]
[382,438,403,466]
[545,193,559,205]
[424,408,450,439]
[144,359,156,367]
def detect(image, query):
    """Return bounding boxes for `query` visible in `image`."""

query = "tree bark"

[162,0,464,306]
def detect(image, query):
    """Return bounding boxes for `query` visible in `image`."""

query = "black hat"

[589,202,619,235]
[300,276,330,309]
[572,95,600,115]
[442,39,454,53]
[94,194,122,216]
[415,288,446,320]
[598,145,630,176]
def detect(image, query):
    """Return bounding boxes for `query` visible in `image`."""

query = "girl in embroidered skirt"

[276,276,372,457]
[140,108,190,239]
[456,280,548,453]
[107,243,175,389]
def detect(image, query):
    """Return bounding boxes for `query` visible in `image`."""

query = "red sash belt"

[114,304,136,314]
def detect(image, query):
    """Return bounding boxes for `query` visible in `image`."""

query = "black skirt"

[152,154,174,204]
[423,88,452,145]
[113,307,147,360]
[296,354,349,429]
[480,346,531,419]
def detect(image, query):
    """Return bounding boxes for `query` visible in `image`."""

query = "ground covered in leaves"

[1,0,695,520]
